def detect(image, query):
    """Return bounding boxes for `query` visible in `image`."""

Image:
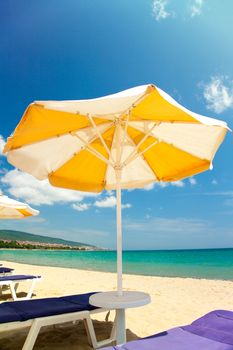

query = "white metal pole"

[115,121,123,297]
[116,169,122,296]
[115,121,126,344]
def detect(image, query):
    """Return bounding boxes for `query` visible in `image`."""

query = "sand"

[0,261,232,349]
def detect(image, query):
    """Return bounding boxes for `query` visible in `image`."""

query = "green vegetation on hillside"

[0,240,87,250]
[0,230,95,248]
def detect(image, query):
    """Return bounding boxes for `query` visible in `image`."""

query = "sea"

[0,248,233,281]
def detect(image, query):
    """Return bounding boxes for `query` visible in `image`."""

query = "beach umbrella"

[0,194,39,219]
[3,84,228,293]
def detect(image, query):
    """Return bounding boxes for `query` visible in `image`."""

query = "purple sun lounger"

[103,310,233,350]
[0,267,14,274]
[0,292,116,350]
[0,275,41,301]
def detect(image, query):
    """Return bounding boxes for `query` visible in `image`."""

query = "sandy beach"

[0,261,232,349]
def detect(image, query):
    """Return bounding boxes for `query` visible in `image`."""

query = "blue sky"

[0,0,233,249]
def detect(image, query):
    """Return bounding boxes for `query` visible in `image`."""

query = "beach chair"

[103,309,233,350]
[0,292,116,350]
[0,275,41,301]
[0,267,14,275]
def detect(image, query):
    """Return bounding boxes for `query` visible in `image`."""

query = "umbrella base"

[89,291,151,345]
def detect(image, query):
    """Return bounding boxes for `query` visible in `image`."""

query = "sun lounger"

[0,267,14,275]
[0,292,116,349]
[0,275,41,301]
[103,310,233,350]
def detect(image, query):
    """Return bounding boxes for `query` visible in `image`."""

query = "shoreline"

[1,257,232,282]
[0,260,232,349]
[1,247,233,251]
[0,258,214,280]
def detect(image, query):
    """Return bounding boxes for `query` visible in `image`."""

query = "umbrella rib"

[88,85,153,120]
[71,131,113,166]
[120,130,158,182]
[128,119,201,124]
[75,86,153,167]
[34,102,201,124]
[122,122,210,170]
[119,110,130,163]
[130,123,210,162]
[115,90,152,164]
[121,129,172,184]
[6,120,112,152]
[123,139,160,167]
[123,127,210,182]
[122,123,159,167]
[87,114,114,162]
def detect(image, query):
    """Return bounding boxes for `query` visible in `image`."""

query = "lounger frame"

[0,277,41,301]
[0,307,116,350]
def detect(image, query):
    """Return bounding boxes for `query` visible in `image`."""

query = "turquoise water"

[0,249,233,280]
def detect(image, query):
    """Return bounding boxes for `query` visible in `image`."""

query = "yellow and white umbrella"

[0,194,39,219]
[3,84,228,292]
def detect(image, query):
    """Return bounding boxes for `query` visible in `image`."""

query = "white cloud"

[94,195,131,209]
[190,0,204,17]
[144,180,185,190]
[209,192,233,207]
[203,191,233,196]
[145,214,151,219]
[1,169,98,206]
[172,180,185,188]
[202,76,233,113]
[1,169,131,211]
[224,198,233,207]
[0,135,6,156]
[152,0,205,21]
[143,183,156,191]
[211,179,218,185]
[152,0,171,21]
[125,217,209,233]
[202,190,233,207]
[72,203,91,212]
[24,216,46,223]
[122,203,132,209]
[189,177,197,185]
[95,195,116,208]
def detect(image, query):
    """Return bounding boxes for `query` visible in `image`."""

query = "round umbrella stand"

[90,291,151,344]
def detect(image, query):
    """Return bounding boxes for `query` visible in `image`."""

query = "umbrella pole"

[116,168,123,296]
[115,168,126,344]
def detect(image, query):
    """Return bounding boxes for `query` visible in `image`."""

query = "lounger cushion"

[0,275,40,282]
[106,328,233,350]
[61,292,99,309]
[182,310,233,345]
[103,310,233,350]
[0,267,14,274]
[0,304,22,323]
[0,292,98,323]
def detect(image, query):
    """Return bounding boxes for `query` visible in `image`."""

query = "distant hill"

[0,230,96,248]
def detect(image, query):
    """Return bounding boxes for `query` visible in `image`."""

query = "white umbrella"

[0,194,39,219]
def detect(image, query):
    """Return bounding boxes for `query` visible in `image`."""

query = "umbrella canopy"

[3,84,228,293]
[0,194,39,219]
[4,84,228,191]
